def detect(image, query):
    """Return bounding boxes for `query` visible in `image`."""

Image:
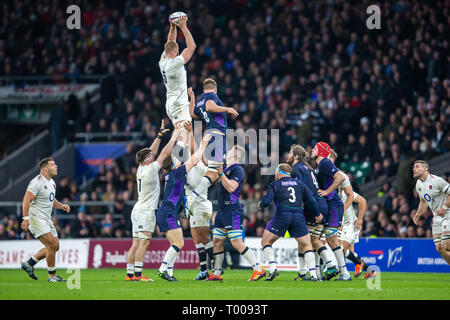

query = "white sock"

[333,246,350,276]
[319,246,335,268]
[213,251,224,276]
[314,251,321,277]
[262,245,276,273]
[127,263,134,275]
[159,245,179,274]
[298,253,306,275]
[241,247,262,272]
[134,261,143,275]
[304,250,316,278]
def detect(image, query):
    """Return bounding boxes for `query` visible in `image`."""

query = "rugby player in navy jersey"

[287,144,339,281]
[311,142,351,281]
[258,163,323,281]
[206,145,266,282]
[184,79,239,216]
[156,132,212,281]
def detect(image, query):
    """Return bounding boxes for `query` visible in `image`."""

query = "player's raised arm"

[217,166,240,193]
[174,16,196,63]
[166,22,177,44]
[318,171,345,197]
[185,134,211,172]
[157,128,182,167]
[188,87,198,119]
[353,193,366,230]
[206,100,239,117]
[149,120,170,155]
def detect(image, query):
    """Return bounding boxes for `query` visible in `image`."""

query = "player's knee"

[174,239,184,250]
[47,239,59,251]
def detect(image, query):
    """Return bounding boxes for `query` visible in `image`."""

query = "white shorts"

[131,207,157,239]
[189,200,213,228]
[29,216,58,239]
[338,222,360,245]
[166,99,191,124]
[432,213,450,236]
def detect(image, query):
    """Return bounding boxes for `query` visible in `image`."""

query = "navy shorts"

[204,130,226,165]
[265,211,309,238]
[304,197,328,226]
[156,206,181,233]
[214,206,243,231]
[327,202,344,228]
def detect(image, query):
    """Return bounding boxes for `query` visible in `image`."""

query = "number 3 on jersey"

[138,179,142,192]
[162,71,168,84]
[287,187,296,203]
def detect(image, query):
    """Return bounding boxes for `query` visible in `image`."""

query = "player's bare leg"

[191,226,212,279]
[125,238,139,280]
[435,232,450,264]
[261,229,280,280]
[158,228,184,281]
[295,234,317,280]
[133,232,153,281]
[37,232,65,282]
[229,230,265,281]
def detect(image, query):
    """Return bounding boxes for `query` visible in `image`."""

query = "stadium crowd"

[1,0,449,239]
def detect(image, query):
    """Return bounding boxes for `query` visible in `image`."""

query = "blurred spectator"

[70,211,95,238]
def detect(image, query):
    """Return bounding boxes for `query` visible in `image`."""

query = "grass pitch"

[0,268,449,300]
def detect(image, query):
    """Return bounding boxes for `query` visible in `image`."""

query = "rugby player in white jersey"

[125,122,181,281]
[328,150,375,278]
[159,15,196,155]
[182,124,214,280]
[413,160,450,265]
[21,158,70,282]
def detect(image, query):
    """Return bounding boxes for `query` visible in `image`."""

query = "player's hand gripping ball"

[169,12,188,24]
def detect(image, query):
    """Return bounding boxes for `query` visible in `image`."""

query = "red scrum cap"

[315,141,331,158]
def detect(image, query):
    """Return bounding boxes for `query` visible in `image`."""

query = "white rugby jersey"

[185,161,208,201]
[415,173,450,217]
[134,161,161,210]
[27,174,57,219]
[159,51,188,106]
[338,172,358,224]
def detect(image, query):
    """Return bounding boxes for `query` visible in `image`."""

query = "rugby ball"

[169,12,188,24]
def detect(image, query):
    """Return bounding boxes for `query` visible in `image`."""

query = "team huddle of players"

[19,15,450,284]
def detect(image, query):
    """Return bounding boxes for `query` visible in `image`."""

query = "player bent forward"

[258,163,323,281]
[181,125,215,280]
[21,158,70,282]
[155,133,211,281]
[125,121,177,281]
[413,160,450,265]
